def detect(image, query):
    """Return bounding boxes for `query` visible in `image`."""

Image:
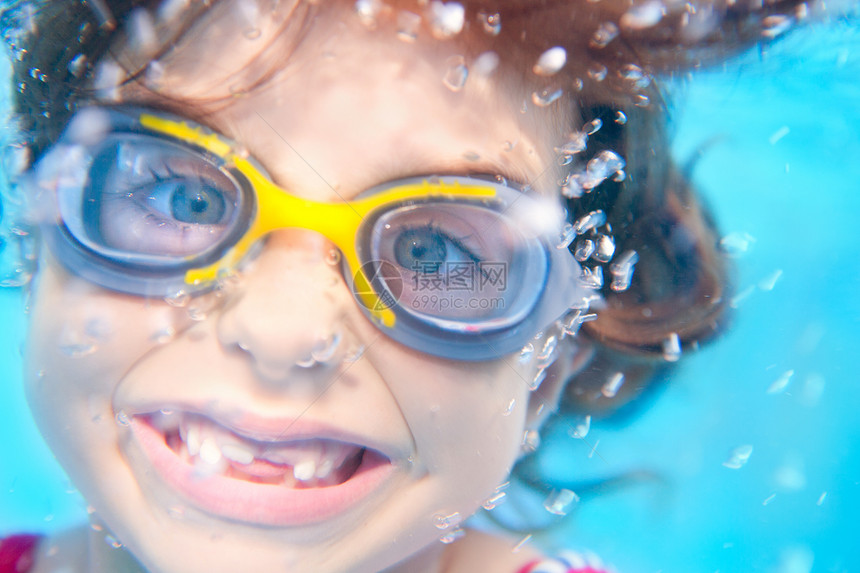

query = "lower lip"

[131,417,395,527]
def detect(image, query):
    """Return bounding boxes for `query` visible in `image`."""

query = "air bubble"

[429,1,465,39]
[396,10,421,42]
[533,47,567,76]
[723,444,753,469]
[442,56,468,91]
[587,63,607,82]
[592,234,615,263]
[433,511,462,529]
[529,368,547,391]
[662,332,682,362]
[519,342,535,364]
[472,51,499,77]
[129,8,158,56]
[601,372,624,398]
[482,490,506,510]
[104,534,123,549]
[355,0,383,28]
[164,289,190,307]
[574,210,607,235]
[477,10,501,35]
[615,111,628,125]
[311,331,343,362]
[610,250,638,291]
[557,224,576,250]
[767,370,794,394]
[522,429,540,452]
[536,335,558,368]
[150,326,176,344]
[532,88,563,107]
[512,534,533,553]
[326,249,341,266]
[68,54,88,78]
[583,150,625,190]
[762,14,793,38]
[583,118,603,135]
[502,399,515,416]
[561,310,597,337]
[569,415,591,439]
[543,488,579,515]
[719,232,756,257]
[439,526,465,544]
[115,410,131,427]
[620,0,665,30]
[555,131,588,157]
[58,327,99,358]
[344,344,366,363]
[590,22,619,48]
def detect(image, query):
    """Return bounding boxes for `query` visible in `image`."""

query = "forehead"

[113,0,571,194]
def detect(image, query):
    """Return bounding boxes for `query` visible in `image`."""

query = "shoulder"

[0,534,42,573]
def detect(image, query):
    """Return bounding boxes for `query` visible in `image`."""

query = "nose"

[216,230,355,381]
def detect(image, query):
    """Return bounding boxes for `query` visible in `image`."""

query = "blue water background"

[1,18,858,573]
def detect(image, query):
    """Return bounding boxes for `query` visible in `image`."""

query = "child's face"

[24,3,574,572]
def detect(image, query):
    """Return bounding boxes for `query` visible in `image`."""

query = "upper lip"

[126,403,402,462]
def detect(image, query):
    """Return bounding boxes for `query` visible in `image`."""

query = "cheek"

[23,262,188,457]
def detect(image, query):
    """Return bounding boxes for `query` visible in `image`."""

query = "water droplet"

[519,342,535,364]
[601,372,625,398]
[429,1,465,39]
[164,289,190,307]
[620,0,665,30]
[574,210,607,235]
[532,88,563,107]
[433,511,462,529]
[438,526,465,544]
[533,46,567,76]
[662,332,682,362]
[557,223,576,250]
[569,415,591,438]
[442,56,468,91]
[587,63,607,82]
[590,21,619,48]
[767,369,794,394]
[502,399,515,416]
[477,10,501,35]
[615,111,628,125]
[521,429,540,452]
[543,488,579,515]
[592,234,615,263]
[396,10,422,42]
[115,410,131,427]
[723,444,754,469]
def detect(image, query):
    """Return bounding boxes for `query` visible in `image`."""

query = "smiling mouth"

[151,412,366,488]
[131,410,395,526]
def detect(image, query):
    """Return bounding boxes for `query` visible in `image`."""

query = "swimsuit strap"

[0,534,41,573]
[516,551,611,573]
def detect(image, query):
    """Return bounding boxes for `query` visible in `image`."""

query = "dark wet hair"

[6,0,804,415]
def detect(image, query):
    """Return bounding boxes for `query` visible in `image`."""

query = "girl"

[0,0,813,571]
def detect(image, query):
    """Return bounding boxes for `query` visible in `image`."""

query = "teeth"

[220,442,255,465]
[169,413,367,486]
[293,459,317,482]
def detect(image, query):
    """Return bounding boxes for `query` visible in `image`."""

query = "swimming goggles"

[32,106,588,361]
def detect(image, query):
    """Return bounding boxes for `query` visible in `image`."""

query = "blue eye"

[394,228,448,272]
[153,180,228,224]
